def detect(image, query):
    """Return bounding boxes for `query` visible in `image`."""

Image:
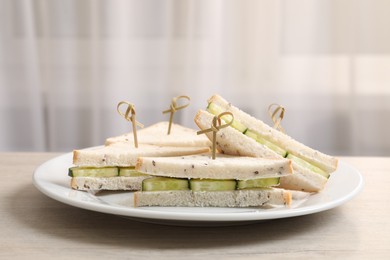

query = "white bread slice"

[281,164,328,192]
[208,94,338,173]
[134,188,292,207]
[194,109,328,192]
[195,110,280,158]
[71,176,149,191]
[105,121,211,147]
[135,154,293,180]
[73,142,210,167]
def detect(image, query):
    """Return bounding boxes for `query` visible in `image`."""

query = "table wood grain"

[0,153,389,259]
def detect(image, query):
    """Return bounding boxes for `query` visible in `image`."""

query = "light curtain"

[1,0,390,155]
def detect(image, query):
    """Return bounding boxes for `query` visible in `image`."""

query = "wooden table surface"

[0,153,389,259]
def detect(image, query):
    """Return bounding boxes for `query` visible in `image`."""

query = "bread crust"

[73,150,79,164]
[283,191,292,206]
[135,157,143,171]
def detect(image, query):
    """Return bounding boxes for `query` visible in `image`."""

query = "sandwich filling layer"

[69,167,281,192]
[69,166,149,177]
[141,176,280,192]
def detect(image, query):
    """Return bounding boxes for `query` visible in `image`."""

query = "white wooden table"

[0,153,388,259]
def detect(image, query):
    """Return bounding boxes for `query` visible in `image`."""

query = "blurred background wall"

[1,0,390,155]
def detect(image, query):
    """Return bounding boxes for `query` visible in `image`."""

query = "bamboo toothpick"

[268,103,285,133]
[162,95,191,135]
[117,101,144,148]
[197,112,234,159]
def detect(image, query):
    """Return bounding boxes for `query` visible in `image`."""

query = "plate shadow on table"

[7,183,351,250]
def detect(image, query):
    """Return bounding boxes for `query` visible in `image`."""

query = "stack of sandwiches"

[69,95,338,208]
[196,95,338,192]
[133,154,293,207]
[70,122,211,191]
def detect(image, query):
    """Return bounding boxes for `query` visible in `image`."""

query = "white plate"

[33,153,363,226]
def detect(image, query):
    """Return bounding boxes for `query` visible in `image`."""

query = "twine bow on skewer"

[268,103,285,133]
[197,112,234,160]
[117,101,144,148]
[162,95,191,135]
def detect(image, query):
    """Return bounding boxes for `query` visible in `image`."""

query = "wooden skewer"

[117,101,144,148]
[162,95,191,135]
[197,112,234,159]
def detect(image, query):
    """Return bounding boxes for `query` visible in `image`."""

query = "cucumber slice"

[287,154,329,178]
[142,177,189,191]
[68,167,119,177]
[245,130,287,157]
[190,179,237,191]
[207,102,224,116]
[229,118,247,133]
[207,102,247,133]
[119,167,149,177]
[237,178,280,189]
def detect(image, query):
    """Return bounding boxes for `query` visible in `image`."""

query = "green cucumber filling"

[142,177,189,191]
[286,154,329,178]
[141,177,280,192]
[68,167,119,177]
[245,130,287,157]
[207,102,247,133]
[68,166,149,178]
[207,102,329,177]
[119,168,150,177]
[190,179,237,191]
[237,178,280,189]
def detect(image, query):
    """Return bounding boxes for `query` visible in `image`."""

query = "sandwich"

[69,122,211,191]
[194,94,338,192]
[133,154,295,207]
[105,121,211,147]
